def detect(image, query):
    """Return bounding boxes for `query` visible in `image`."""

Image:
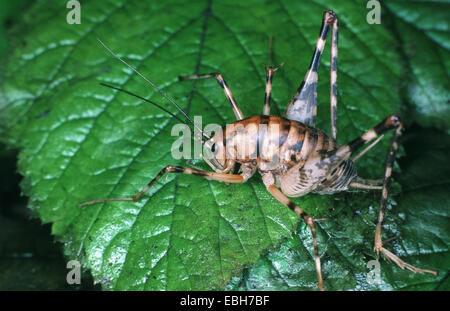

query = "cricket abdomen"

[224,115,338,170]
[276,117,339,167]
[223,115,358,197]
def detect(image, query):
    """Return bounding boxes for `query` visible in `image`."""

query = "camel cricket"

[80,11,437,290]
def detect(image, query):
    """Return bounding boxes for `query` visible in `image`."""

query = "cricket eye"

[211,143,217,153]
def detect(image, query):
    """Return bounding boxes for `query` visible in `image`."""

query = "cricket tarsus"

[82,11,437,290]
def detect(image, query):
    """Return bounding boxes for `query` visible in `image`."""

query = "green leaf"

[0,0,446,290]
[385,0,450,131]
[0,0,33,57]
[0,142,99,290]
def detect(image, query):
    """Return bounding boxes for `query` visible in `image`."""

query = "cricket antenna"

[99,82,198,135]
[97,38,210,140]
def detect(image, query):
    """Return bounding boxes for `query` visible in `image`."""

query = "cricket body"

[208,115,357,196]
[82,11,437,290]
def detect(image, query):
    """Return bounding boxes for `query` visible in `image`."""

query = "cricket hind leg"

[329,15,338,140]
[335,115,436,274]
[179,72,244,120]
[284,10,337,126]
[346,128,385,189]
[373,125,437,275]
[264,180,324,291]
[79,165,245,208]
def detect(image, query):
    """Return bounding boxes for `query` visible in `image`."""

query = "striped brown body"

[218,115,357,196]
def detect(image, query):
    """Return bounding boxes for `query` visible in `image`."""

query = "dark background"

[0,0,99,290]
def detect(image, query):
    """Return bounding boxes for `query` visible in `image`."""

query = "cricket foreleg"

[179,72,244,120]
[373,126,437,275]
[266,183,324,291]
[79,165,245,208]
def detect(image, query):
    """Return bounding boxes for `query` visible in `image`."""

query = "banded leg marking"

[285,10,337,127]
[79,165,244,208]
[335,115,402,160]
[330,16,338,140]
[263,67,274,116]
[333,115,436,274]
[262,36,284,116]
[266,184,324,291]
[179,72,244,120]
[262,63,284,116]
[374,126,437,275]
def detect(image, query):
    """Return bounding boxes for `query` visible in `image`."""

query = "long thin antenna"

[99,82,194,134]
[97,38,209,139]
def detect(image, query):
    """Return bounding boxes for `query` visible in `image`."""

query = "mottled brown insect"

[81,11,437,290]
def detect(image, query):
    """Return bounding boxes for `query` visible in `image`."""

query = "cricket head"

[202,131,230,172]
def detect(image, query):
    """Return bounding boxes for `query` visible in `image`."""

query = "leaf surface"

[385,0,450,130]
[0,0,447,290]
